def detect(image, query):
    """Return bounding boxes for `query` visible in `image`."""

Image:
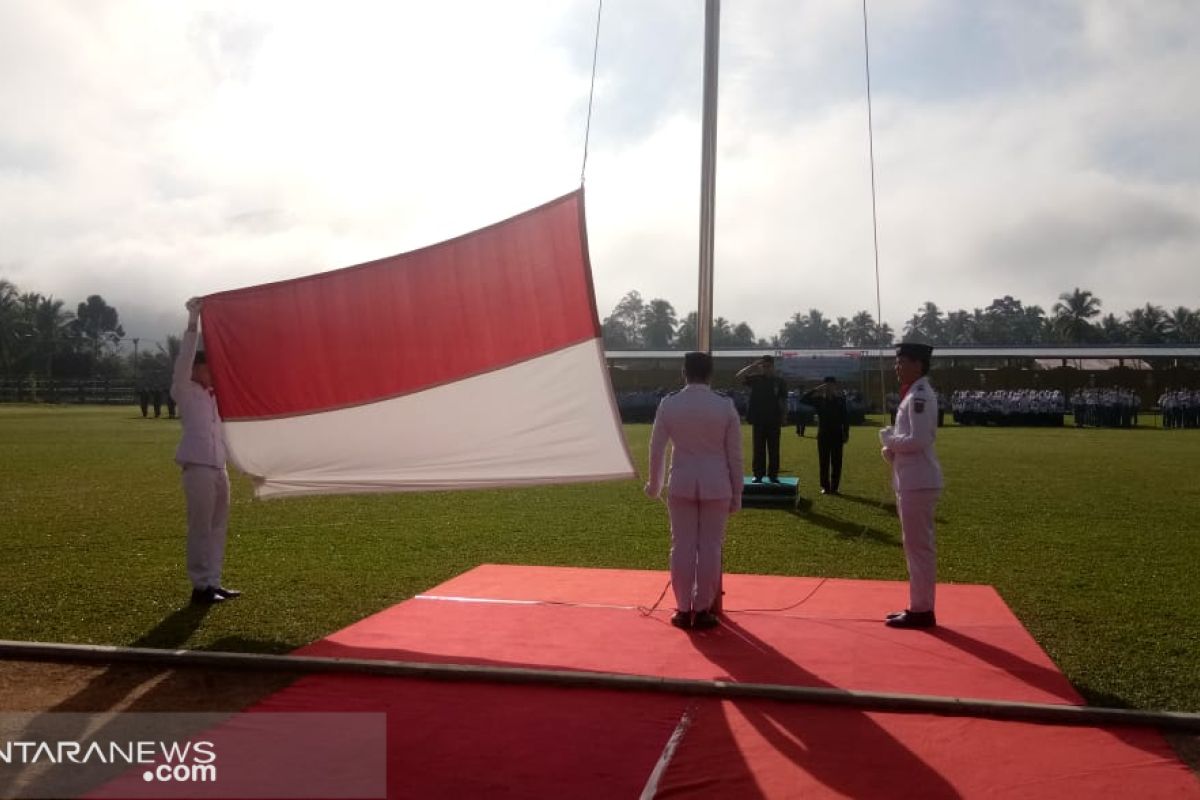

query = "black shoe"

[214,586,241,599]
[819,488,829,495]
[752,477,764,483]
[692,611,720,630]
[769,476,782,484]
[670,611,693,630]
[190,587,225,605]
[885,609,936,629]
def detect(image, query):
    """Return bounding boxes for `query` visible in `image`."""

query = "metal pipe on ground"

[1,639,1196,733]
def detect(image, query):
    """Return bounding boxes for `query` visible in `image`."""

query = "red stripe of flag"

[201,190,600,420]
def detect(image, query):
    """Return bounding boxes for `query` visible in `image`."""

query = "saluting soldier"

[879,342,944,629]
[736,355,788,483]
[801,376,850,494]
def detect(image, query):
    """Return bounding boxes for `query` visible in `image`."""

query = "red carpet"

[245,566,1195,798]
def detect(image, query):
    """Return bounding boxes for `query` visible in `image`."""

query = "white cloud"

[1,0,1198,347]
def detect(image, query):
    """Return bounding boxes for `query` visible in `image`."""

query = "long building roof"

[606,346,1200,360]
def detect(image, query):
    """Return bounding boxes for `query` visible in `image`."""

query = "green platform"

[741,475,800,507]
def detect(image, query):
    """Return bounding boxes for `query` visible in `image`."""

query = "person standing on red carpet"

[645,352,743,631]
[173,297,241,605]
[879,342,943,629]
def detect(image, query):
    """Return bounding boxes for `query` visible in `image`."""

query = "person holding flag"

[173,298,240,605]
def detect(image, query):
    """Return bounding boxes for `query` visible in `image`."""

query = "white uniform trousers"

[896,488,940,612]
[181,464,230,590]
[668,497,729,613]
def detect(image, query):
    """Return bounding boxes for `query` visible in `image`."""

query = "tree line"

[0,278,179,383]
[602,288,1200,350]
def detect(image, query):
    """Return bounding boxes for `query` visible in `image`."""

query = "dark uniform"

[744,373,787,481]
[802,381,850,494]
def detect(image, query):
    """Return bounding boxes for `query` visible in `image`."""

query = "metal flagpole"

[698,0,723,612]
[697,0,720,353]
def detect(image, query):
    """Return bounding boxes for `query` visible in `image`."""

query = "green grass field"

[1,405,1196,713]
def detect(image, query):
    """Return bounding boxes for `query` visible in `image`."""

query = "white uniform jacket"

[880,375,943,492]
[647,384,743,505]
[171,329,227,468]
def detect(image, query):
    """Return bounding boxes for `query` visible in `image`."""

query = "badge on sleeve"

[914,399,926,413]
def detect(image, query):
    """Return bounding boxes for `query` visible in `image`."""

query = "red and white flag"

[200,191,635,498]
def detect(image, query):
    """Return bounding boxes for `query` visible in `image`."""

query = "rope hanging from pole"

[862,0,889,411]
[579,0,604,186]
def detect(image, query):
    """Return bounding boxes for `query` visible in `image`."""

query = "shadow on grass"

[836,491,897,515]
[835,492,949,525]
[0,602,296,799]
[789,500,899,548]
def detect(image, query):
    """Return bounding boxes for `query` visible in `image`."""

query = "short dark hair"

[684,351,713,382]
[761,355,775,364]
[823,375,837,383]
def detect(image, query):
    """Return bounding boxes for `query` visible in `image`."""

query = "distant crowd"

[1069,388,1140,428]
[615,386,1197,430]
[1159,390,1200,429]
[951,390,1067,427]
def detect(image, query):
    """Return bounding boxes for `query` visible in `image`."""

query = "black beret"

[896,342,933,360]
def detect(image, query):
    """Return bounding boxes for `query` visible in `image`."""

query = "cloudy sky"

[2,0,1198,347]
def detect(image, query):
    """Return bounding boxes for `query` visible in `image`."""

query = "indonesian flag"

[200,190,635,499]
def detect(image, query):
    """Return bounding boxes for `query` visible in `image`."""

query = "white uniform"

[879,375,943,613]
[646,384,743,614]
[172,328,230,591]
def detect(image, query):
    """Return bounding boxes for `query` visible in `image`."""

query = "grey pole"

[1,639,1198,733]
[697,0,720,354]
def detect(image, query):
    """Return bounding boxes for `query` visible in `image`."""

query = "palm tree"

[675,312,697,350]
[942,310,974,345]
[904,302,942,344]
[711,317,736,348]
[1019,305,1049,345]
[27,294,75,376]
[845,311,877,347]
[0,279,22,373]
[639,298,677,349]
[874,322,895,347]
[831,316,850,348]
[1099,313,1127,344]
[1166,306,1200,344]
[730,322,756,347]
[1125,304,1168,344]
[1051,288,1102,343]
